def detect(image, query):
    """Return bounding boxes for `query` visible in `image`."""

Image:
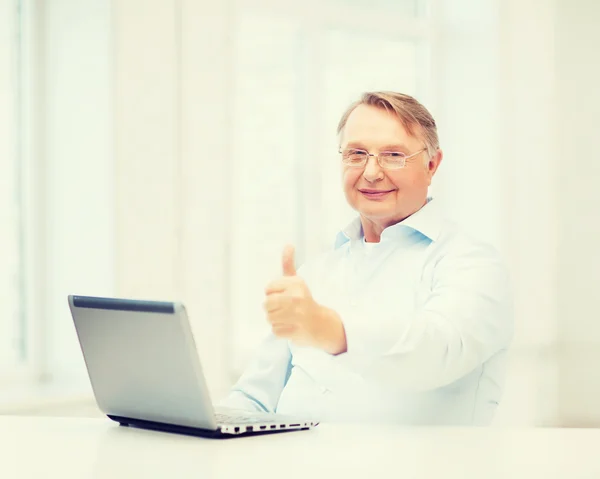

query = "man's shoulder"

[433,218,514,312]
[435,217,508,265]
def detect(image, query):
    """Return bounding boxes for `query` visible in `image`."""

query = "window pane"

[319,30,421,246]
[0,0,24,374]
[230,12,300,370]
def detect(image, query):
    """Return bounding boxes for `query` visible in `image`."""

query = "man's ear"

[427,148,443,177]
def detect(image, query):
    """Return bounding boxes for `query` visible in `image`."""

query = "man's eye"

[345,150,366,158]
[382,152,405,158]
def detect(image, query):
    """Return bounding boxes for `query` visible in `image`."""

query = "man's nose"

[362,155,384,182]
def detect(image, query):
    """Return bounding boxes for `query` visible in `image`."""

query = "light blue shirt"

[220,198,514,426]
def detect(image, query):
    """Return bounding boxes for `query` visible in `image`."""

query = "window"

[230,0,432,373]
[1,0,114,394]
[0,0,27,382]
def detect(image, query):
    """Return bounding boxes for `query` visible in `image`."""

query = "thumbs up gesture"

[263,245,347,354]
[281,244,297,277]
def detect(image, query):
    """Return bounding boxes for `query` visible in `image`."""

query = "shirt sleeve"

[331,241,515,392]
[217,261,317,413]
[216,332,292,413]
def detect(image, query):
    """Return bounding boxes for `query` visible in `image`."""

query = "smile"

[359,189,394,199]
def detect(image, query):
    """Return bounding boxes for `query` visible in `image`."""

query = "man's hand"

[263,245,347,355]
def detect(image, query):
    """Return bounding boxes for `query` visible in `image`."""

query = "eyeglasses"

[338,147,427,170]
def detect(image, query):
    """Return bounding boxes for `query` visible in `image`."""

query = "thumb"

[282,244,297,276]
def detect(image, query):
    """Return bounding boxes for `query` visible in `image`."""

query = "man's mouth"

[358,189,394,199]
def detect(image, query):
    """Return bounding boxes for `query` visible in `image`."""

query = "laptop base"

[107,415,311,440]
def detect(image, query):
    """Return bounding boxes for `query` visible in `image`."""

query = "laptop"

[68,295,318,438]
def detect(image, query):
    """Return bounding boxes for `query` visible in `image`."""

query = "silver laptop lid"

[68,295,218,431]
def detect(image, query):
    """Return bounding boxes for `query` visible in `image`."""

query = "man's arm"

[217,332,292,412]
[327,243,514,391]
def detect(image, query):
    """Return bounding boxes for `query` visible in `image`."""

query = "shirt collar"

[334,197,443,248]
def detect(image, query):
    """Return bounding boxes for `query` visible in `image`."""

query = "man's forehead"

[341,104,419,146]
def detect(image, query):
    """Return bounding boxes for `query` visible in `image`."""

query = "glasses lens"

[342,149,367,166]
[379,152,406,169]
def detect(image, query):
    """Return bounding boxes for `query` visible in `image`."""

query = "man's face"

[340,104,442,228]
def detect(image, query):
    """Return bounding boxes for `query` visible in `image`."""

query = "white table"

[2,415,599,479]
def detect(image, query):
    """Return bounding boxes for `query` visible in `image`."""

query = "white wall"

[489,0,600,427]
[499,0,559,352]
[178,0,235,397]
[555,0,600,427]
[555,0,600,346]
[114,0,180,300]
[113,0,233,398]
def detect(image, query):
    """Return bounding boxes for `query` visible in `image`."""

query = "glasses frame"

[338,147,427,170]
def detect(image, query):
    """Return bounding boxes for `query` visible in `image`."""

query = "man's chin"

[356,205,395,219]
